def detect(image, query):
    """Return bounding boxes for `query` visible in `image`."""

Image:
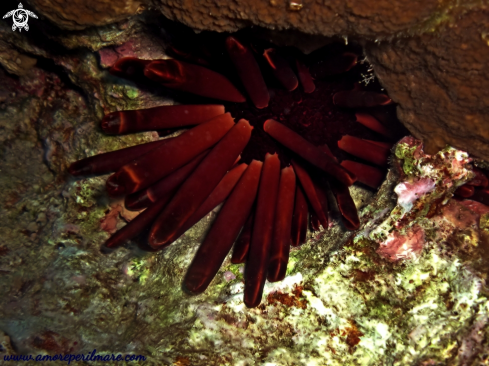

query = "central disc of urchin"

[226,77,387,166]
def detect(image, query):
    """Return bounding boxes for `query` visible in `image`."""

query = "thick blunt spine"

[338,135,390,167]
[244,153,281,308]
[148,119,253,249]
[101,105,225,135]
[268,166,296,282]
[68,139,167,177]
[170,163,248,243]
[231,211,255,264]
[355,113,392,139]
[107,113,235,196]
[291,159,328,229]
[295,59,315,93]
[124,150,209,211]
[340,160,385,189]
[184,160,262,294]
[263,49,298,91]
[264,119,356,186]
[226,36,270,109]
[144,59,246,102]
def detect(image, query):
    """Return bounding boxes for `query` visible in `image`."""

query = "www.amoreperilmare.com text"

[3,349,146,364]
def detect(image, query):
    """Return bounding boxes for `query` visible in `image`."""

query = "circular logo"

[3,3,38,32]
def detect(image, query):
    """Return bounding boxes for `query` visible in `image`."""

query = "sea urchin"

[69,33,404,308]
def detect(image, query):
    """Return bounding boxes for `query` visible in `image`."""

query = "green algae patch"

[395,142,418,176]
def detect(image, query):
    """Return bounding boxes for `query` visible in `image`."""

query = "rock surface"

[29,0,142,30]
[156,0,446,37]
[367,8,489,159]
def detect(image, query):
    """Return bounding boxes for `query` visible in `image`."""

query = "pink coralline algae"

[100,205,122,233]
[223,271,236,282]
[376,225,425,262]
[440,199,489,230]
[395,178,436,212]
[368,137,484,263]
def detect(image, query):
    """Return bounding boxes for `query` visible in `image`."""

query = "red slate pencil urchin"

[69,32,407,308]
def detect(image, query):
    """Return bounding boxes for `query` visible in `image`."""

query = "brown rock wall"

[366,8,489,157]
[156,0,445,37]
[30,0,142,30]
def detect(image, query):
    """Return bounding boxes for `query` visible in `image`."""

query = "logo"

[3,3,38,32]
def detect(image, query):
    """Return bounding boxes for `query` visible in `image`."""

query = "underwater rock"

[0,9,489,365]
[29,0,143,30]
[366,9,489,160]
